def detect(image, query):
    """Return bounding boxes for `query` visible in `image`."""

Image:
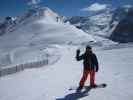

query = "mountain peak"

[25,6,59,19]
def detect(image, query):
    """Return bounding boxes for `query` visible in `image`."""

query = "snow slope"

[0,45,133,100]
[67,5,133,43]
[67,10,113,38]
[0,7,94,67]
[0,7,94,49]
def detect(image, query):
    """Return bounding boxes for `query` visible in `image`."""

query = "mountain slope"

[67,10,113,37]
[67,5,133,43]
[0,7,94,49]
[0,7,94,67]
[110,6,133,43]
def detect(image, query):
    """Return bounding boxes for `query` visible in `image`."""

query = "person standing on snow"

[76,45,99,90]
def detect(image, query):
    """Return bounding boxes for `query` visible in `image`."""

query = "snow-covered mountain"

[0,7,94,46]
[1,5,133,67]
[67,5,133,43]
[0,5,133,100]
[66,9,113,37]
[0,7,64,35]
[0,7,94,67]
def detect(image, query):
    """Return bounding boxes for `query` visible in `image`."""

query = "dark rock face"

[110,7,133,43]
[0,23,6,35]
[110,19,133,43]
[0,16,15,35]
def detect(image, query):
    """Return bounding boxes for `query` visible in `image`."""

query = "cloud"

[81,3,108,12]
[28,0,41,5]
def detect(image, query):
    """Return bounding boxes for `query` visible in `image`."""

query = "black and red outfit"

[76,49,99,87]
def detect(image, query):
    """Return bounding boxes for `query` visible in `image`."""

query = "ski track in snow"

[0,45,133,100]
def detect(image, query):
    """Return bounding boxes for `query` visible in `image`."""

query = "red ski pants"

[79,69,96,87]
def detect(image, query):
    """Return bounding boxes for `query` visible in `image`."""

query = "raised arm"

[76,49,84,61]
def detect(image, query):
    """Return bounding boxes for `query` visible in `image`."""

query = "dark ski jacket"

[76,51,99,71]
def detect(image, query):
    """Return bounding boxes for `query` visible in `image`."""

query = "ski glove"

[76,49,80,54]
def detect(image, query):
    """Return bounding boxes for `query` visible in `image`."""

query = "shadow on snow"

[56,87,92,100]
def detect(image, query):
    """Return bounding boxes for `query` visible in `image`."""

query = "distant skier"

[76,45,99,90]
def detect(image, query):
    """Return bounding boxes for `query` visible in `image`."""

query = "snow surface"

[0,45,133,100]
[0,6,133,100]
[88,11,113,37]
[0,7,94,67]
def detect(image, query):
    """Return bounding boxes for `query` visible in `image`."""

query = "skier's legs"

[90,69,96,86]
[79,70,89,87]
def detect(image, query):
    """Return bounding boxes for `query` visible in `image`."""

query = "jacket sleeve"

[76,51,84,61]
[93,54,99,71]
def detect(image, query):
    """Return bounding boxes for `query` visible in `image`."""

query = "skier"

[76,45,99,90]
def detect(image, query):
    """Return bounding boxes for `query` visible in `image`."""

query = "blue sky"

[0,0,133,17]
